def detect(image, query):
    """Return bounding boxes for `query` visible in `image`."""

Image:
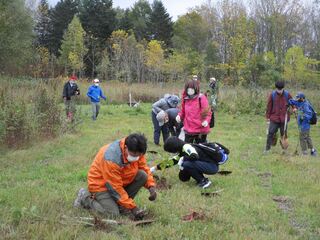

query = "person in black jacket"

[63,75,80,121]
[152,136,229,189]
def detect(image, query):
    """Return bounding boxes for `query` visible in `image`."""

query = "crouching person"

[161,136,229,189]
[73,133,157,220]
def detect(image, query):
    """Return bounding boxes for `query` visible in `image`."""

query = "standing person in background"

[288,92,317,156]
[87,79,106,121]
[176,80,211,144]
[63,75,80,121]
[206,77,219,128]
[152,94,180,146]
[264,80,293,153]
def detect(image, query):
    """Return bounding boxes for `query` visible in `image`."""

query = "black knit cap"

[164,136,185,153]
[275,80,285,90]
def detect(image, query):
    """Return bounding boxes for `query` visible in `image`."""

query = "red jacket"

[266,91,292,123]
[87,138,155,209]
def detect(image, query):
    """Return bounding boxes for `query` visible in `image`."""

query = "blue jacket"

[288,99,312,131]
[87,85,106,103]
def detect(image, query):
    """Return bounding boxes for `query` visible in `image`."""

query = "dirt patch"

[272,196,293,213]
[257,172,272,188]
[217,170,232,175]
[154,175,171,190]
[182,210,207,222]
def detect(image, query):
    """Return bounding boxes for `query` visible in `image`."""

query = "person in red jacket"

[264,81,293,153]
[73,133,157,220]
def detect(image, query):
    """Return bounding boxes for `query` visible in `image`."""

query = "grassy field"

[0,103,319,239]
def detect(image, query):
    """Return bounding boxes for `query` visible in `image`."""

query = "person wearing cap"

[152,94,180,146]
[288,93,317,156]
[73,133,157,220]
[156,108,183,137]
[87,78,106,120]
[63,75,80,121]
[264,80,293,153]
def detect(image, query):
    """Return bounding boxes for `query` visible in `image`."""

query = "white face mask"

[127,154,140,162]
[187,88,195,96]
[94,83,99,86]
[70,80,75,84]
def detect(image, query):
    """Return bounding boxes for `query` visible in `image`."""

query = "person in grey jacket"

[152,94,180,145]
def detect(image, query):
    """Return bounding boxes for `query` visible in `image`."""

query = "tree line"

[0,0,319,86]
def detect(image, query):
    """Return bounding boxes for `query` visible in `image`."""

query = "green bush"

[33,85,62,138]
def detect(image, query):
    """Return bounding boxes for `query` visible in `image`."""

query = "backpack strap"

[272,90,289,110]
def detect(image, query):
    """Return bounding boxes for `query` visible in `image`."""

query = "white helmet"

[93,79,100,83]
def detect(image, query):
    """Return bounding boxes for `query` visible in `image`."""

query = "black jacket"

[63,82,80,100]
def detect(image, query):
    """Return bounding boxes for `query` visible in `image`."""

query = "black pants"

[266,121,286,150]
[151,111,169,145]
[185,133,207,144]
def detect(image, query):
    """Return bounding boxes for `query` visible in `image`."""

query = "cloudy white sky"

[47,0,205,20]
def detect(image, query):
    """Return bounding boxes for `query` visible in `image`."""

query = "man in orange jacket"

[74,133,157,220]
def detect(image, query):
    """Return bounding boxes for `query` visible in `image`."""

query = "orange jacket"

[87,138,155,209]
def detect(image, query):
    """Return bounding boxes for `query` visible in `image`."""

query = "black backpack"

[194,142,230,164]
[307,101,317,125]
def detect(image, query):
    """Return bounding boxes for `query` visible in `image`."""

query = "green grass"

[0,103,319,239]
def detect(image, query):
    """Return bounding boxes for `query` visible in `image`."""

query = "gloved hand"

[176,115,181,123]
[131,207,145,220]
[202,120,208,127]
[178,157,184,170]
[148,187,157,201]
[150,166,156,173]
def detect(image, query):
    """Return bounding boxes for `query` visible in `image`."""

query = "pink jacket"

[179,94,211,134]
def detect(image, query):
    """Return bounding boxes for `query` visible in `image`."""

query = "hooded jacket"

[288,99,313,131]
[152,94,180,114]
[179,94,211,134]
[87,138,155,209]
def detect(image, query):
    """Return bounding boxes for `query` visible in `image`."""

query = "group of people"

[264,80,317,156]
[152,75,218,145]
[68,75,316,221]
[62,76,106,122]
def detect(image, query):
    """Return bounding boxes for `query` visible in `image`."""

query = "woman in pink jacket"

[176,80,211,143]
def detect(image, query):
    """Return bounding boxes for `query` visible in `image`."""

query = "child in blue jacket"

[288,92,317,156]
[87,79,106,120]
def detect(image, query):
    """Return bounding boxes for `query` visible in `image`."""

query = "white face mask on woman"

[94,83,99,86]
[187,88,195,96]
[127,154,140,162]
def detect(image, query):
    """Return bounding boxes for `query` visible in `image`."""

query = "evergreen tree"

[79,0,116,42]
[59,16,87,75]
[34,0,51,49]
[79,0,116,77]
[118,8,133,32]
[150,0,173,48]
[129,0,152,41]
[48,0,79,56]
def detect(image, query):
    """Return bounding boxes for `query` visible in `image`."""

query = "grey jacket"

[152,95,180,114]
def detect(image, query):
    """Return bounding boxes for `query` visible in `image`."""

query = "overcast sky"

[47,0,205,20]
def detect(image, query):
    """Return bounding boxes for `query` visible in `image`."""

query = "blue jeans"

[151,111,169,145]
[181,160,219,183]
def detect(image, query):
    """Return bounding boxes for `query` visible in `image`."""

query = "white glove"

[202,120,208,127]
[150,166,156,173]
[177,157,184,170]
[176,115,181,123]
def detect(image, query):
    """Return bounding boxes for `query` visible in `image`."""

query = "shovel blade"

[280,137,289,149]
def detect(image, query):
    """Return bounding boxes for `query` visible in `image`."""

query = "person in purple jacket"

[87,79,106,120]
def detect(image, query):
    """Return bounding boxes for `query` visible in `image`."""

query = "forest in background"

[0,0,319,87]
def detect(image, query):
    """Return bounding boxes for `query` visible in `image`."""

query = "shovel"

[280,109,289,150]
[293,112,300,155]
